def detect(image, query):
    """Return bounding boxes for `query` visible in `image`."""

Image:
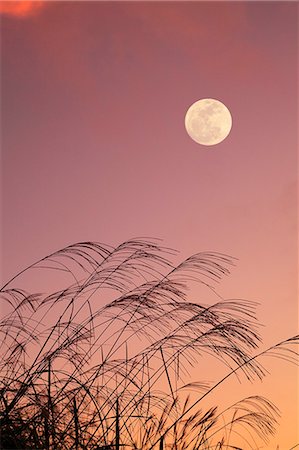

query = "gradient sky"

[1,1,298,447]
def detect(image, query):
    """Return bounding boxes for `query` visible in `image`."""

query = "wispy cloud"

[0,1,46,18]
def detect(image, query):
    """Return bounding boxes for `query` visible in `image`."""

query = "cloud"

[0,1,46,18]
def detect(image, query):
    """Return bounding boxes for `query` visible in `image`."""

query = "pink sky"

[1,2,298,447]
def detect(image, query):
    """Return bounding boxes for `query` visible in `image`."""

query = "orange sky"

[1,2,298,448]
[0,1,46,17]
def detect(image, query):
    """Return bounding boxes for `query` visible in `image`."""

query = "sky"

[1,1,298,447]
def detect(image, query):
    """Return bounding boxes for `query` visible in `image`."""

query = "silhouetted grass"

[0,239,298,449]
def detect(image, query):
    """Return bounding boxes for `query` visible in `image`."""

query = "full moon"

[185,98,232,146]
